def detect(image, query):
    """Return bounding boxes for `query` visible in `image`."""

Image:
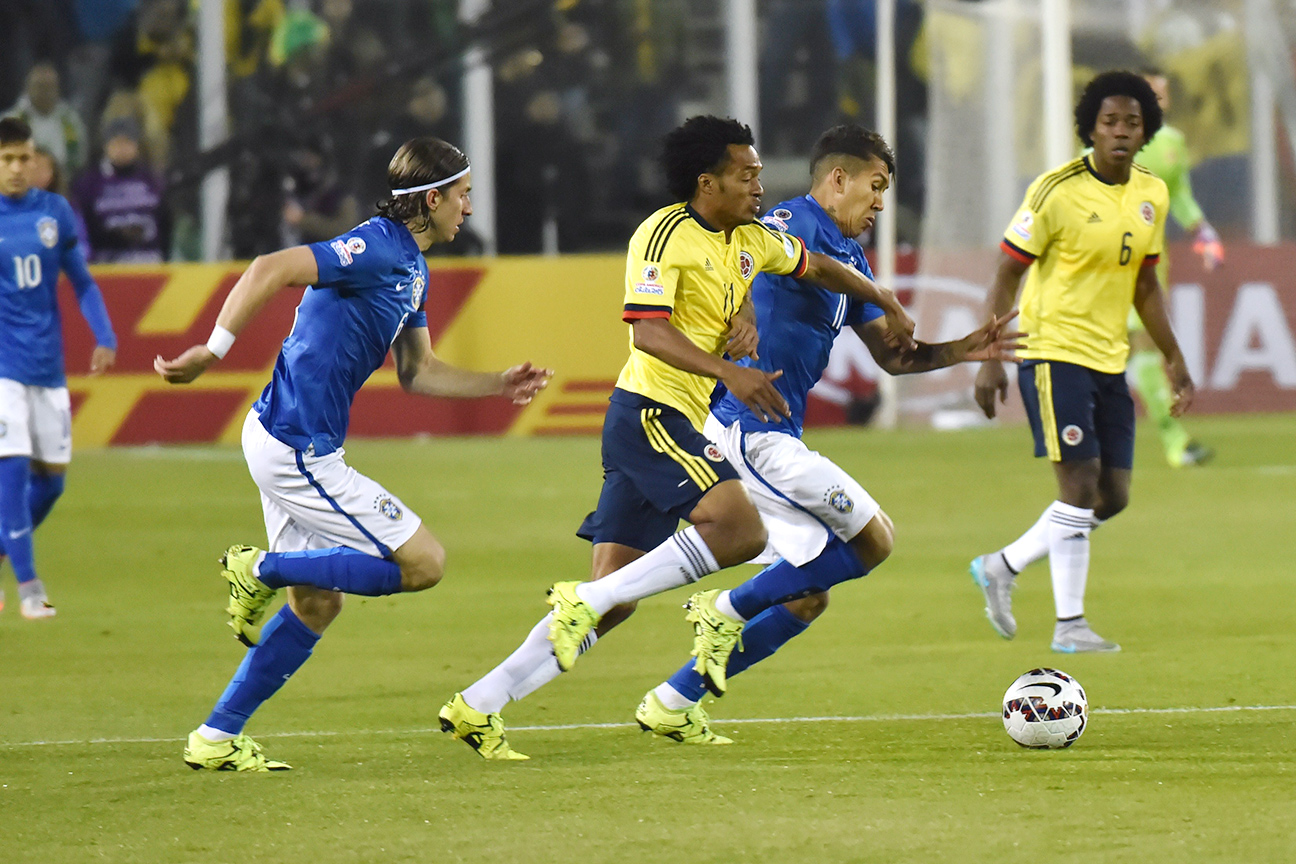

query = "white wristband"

[206,325,236,359]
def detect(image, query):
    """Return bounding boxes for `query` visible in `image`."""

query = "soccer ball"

[1001,667,1088,749]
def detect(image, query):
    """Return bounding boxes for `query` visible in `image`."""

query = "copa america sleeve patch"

[330,236,367,266]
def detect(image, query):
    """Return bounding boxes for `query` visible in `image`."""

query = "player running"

[155,138,550,771]
[439,115,918,760]
[0,117,117,619]
[635,125,1022,743]
[1131,68,1221,467]
[970,71,1194,653]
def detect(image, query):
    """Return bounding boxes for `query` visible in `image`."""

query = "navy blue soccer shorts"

[1018,359,1135,470]
[577,389,740,551]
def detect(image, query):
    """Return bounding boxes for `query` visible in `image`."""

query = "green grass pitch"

[3,414,1294,863]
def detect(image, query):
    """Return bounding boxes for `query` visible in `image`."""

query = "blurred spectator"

[30,145,65,195]
[362,77,451,207]
[279,138,359,248]
[70,116,170,263]
[109,0,195,167]
[4,62,88,176]
[0,0,77,108]
[228,0,286,81]
[68,0,138,123]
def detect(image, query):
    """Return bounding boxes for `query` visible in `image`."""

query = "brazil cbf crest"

[37,217,58,249]
[410,273,426,309]
[825,488,854,514]
[738,250,755,281]
[374,495,403,521]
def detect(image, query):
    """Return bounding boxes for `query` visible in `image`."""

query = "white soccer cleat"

[970,555,1016,639]
[20,595,56,619]
[1051,618,1119,653]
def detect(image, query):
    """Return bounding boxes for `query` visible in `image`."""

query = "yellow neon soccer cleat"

[685,589,745,697]
[438,693,529,761]
[545,581,600,672]
[184,731,291,772]
[220,544,278,647]
[635,690,732,745]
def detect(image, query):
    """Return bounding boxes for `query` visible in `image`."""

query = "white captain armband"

[206,325,236,359]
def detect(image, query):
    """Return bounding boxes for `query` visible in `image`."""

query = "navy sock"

[258,546,402,596]
[206,606,321,735]
[727,537,867,620]
[0,457,37,584]
[29,473,65,528]
[666,605,811,701]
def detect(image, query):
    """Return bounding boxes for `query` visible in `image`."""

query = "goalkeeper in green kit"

[1134,69,1222,466]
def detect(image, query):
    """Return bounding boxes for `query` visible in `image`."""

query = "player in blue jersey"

[0,117,117,620]
[634,126,1021,741]
[154,137,551,771]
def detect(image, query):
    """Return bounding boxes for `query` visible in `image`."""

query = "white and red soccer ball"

[1002,667,1088,749]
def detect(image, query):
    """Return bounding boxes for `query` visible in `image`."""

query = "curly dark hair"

[661,115,755,202]
[375,137,470,232]
[810,124,895,181]
[1074,70,1163,148]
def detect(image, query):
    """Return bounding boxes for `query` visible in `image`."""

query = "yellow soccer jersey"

[1001,155,1169,373]
[616,203,808,428]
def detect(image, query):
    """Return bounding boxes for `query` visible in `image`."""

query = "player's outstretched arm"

[799,252,917,351]
[154,246,319,384]
[856,309,1025,375]
[1132,264,1194,416]
[631,317,789,422]
[974,252,1031,418]
[391,325,551,404]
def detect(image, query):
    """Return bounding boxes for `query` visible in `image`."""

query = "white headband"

[390,166,470,196]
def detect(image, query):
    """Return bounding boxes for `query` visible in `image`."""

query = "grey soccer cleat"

[1051,618,1120,653]
[970,555,1016,639]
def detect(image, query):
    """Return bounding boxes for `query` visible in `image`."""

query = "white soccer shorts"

[0,378,72,464]
[704,414,880,567]
[241,409,422,557]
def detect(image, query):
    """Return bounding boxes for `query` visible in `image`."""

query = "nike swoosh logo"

[1024,682,1062,696]
[9,528,30,539]
[677,480,689,487]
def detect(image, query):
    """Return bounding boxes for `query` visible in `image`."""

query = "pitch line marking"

[4,704,1294,749]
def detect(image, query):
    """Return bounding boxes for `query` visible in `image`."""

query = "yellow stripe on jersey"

[640,408,719,489]
[1035,363,1061,461]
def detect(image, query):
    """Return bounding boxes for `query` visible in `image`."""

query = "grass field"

[3,413,1294,863]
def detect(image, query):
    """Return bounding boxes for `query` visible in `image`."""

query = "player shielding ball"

[971,71,1194,653]
[156,138,550,771]
[637,125,1022,742]
[0,117,117,619]
[439,115,917,760]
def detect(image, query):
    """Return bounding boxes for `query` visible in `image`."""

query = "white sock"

[1000,502,1057,574]
[1047,502,1093,620]
[197,724,236,742]
[575,526,720,615]
[715,589,746,623]
[461,614,598,714]
[653,683,696,710]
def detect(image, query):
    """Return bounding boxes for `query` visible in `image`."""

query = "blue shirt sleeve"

[309,222,395,292]
[57,198,117,349]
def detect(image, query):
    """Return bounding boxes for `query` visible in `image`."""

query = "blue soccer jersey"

[0,189,116,387]
[253,218,430,456]
[710,195,884,438]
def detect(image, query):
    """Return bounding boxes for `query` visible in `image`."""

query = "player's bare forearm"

[631,317,730,380]
[216,246,320,335]
[986,252,1029,319]
[801,252,916,349]
[393,327,551,404]
[1132,267,1184,366]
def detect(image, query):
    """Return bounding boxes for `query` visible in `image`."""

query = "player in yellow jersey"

[969,72,1195,653]
[439,115,915,759]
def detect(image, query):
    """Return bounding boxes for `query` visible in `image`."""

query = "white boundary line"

[5,704,1294,749]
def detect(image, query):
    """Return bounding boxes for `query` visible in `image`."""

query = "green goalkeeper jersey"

[1136,125,1204,230]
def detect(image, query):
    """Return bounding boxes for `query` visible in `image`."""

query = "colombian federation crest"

[1139,201,1155,226]
[738,250,755,281]
[36,217,58,248]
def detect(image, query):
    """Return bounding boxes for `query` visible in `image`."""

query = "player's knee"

[400,540,446,592]
[784,590,829,622]
[852,510,894,570]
